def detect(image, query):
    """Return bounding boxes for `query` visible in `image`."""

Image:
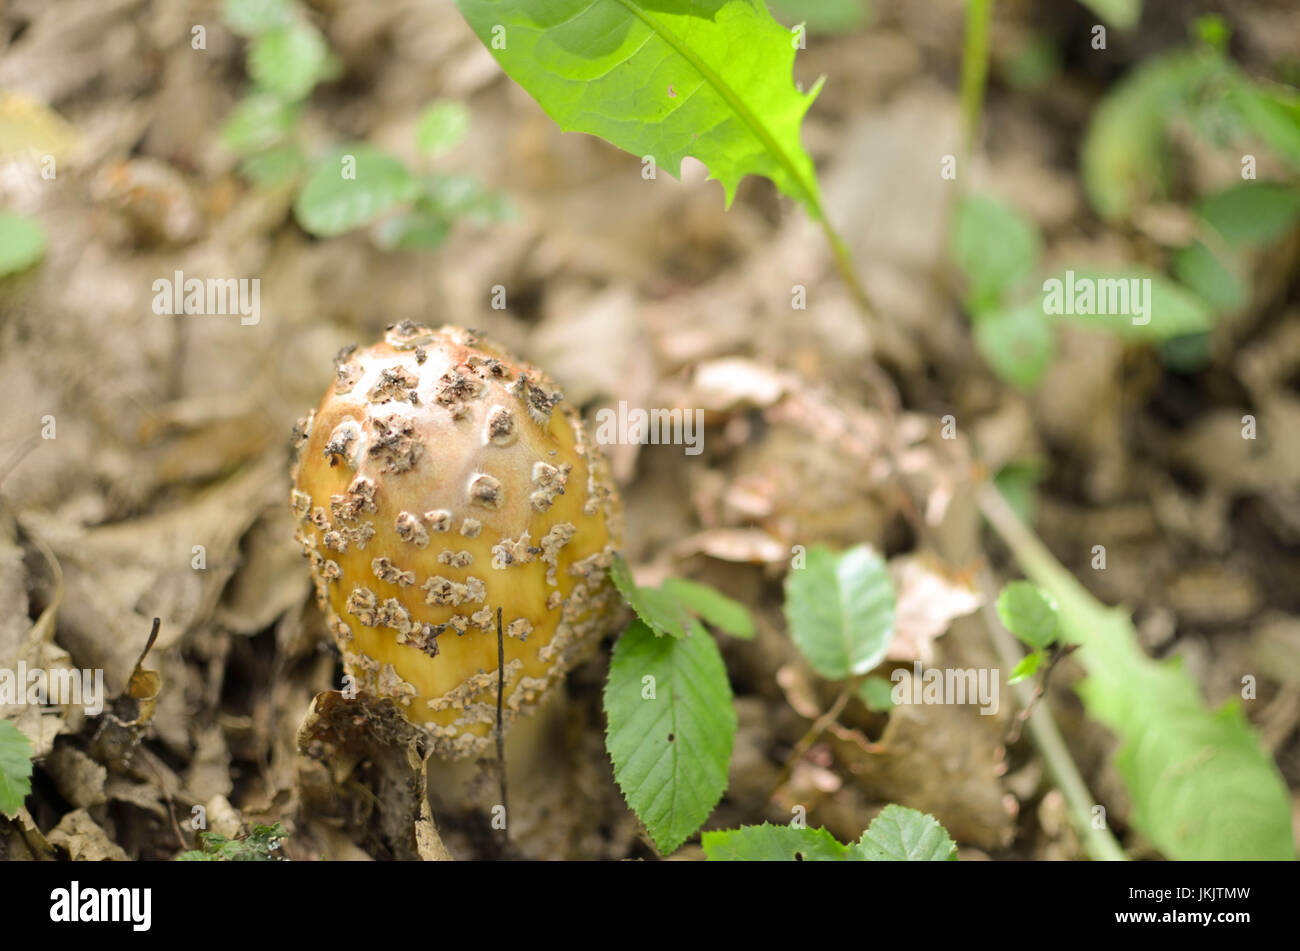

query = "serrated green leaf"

[783,544,895,680]
[416,101,471,157]
[249,24,332,101]
[952,194,1041,309]
[604,620,735,853]
[1007,651,1042,685]
[851,804,957,861]
[0,720,34,817]
[223,0,295,37]
[996,581,1059,650]
[0,213,46,277]
[702,824,849,860]
[221,94,301,155]
[660,577,755,639]
[973,300,1054,390]
[294,146,419,237]
[452,0,825,216]
[609,557,690,638]
[1197,181,1300,248]
[1043,267,1215,341]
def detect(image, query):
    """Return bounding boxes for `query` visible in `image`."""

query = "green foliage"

[853,804,958,860]
[175,823,288,861]
[248,23,336,101]
[660,577,754,639]
[1076,0,1142,31]
[783,544,895,680]
[610,556,754,640]
[996,581,1059,651]
[858,675,894,712]
[0,721,34,817]
[1007,651,1041,686]
[703,823,850,860]
[221,1,500,248]
[1008,522,1294,859]
[293,146,420,237]
[604,620,736,854]
[223,0,295,37]
[452,0,825,217]
[416,101,471,158]
[972,301,1054,391]
[767,0,870,34]
[1045,267,1214,341]
[951,194,1040,311]
[0,213,46,278]
[1197,181,1300,248]
[702,805,956,861]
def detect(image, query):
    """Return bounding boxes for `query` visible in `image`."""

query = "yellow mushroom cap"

[290,323,623,758]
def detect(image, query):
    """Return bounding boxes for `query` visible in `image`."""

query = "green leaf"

[1081,53,1212,220]
[221,94,301,155]
[0,213,46,277]
[1076,0,1141,30]
[452,0,826,216]
[1170,241,1246,315]
[223,0,295,37]
[783,544,895,680]
[767,0,869,34]
[993,462,1043,525]
[1197,181,1300,248]
[420,174,514,223]
[293,146,419,237]
[972,300,1054,390]
[373,209,452,250]
[249,24,332,101]
[1043,267,1215,341]
[604,620,736,854]
[1227,78,1300,170]
[1007,651,1042,685]
[238,144,306,188]
[858,675,895,712]
[702,824,849,860]
[175,822,288,861]
[951,194,1041,309]
[0,720,34,817]
[609,556,691,638]
[416,100,472,157]
[996,581,1059,650]
[851,805,958,861]
[660,577,755,639]
[997,506,1295,859]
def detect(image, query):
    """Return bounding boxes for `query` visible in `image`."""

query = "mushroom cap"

[290,323,623,757]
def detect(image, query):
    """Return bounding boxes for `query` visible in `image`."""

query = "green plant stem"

[961,0,994,155]
[977,483,1129,862]
[822,218,877,322]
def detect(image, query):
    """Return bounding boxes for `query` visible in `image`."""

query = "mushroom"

[290,322,623,760]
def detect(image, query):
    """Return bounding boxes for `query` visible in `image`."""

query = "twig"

[495,606,508,828]
[960,0,994,155]
[769,680,858,801]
